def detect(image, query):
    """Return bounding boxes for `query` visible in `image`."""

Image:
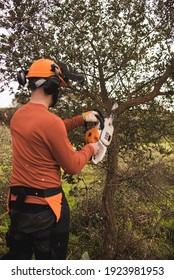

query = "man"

[2,58,100,260]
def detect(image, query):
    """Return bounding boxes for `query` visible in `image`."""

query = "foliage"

[114,155,174,259]
[0,125,11,256]
[0,125,12,212]
[0,108,16,126]
[0,0,174,108]
[64,167,105,260]
[65,147,174,260]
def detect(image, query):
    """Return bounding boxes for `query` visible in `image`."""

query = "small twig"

[0,211,9,220]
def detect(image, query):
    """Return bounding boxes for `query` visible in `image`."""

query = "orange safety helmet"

[26,58,68,87]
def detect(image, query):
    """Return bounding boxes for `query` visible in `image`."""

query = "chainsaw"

[85,102,118,164]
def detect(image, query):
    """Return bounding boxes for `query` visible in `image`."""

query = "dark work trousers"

[1,192,70,260]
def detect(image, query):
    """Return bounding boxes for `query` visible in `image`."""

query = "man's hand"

[89,141,100,155]
[82,111,99,123]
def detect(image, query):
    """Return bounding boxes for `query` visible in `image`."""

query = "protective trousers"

[1,191,70,260]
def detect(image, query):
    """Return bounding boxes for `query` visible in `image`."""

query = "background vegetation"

[0,0,174,259]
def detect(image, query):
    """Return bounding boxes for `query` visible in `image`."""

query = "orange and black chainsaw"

[85,102,118,164]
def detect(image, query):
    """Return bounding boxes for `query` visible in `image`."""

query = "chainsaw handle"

[95,111,104,130]
[84,109,104,132]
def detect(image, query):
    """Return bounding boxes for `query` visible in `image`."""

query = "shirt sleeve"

[45,116,94,175]
[63,115,84,132]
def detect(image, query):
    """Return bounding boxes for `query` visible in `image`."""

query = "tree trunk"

[102,123,119,259]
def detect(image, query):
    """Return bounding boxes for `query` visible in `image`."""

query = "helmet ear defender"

[17,69,28,86]
[43,64,60,95]
[44,75,60,95]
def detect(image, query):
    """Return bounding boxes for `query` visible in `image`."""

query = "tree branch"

[116,61,174,115]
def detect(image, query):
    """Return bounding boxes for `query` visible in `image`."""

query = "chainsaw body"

[85,102,118,164]
[92,116,114,164]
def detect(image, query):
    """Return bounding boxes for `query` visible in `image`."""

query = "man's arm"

[46,117,94,175]
[63,115,84,132]
[63,111,100,132]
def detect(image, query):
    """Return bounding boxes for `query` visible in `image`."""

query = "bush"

[67,184,104,260]
[0,125,12,212]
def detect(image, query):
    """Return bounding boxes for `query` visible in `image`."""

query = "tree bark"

[102,123,120,259]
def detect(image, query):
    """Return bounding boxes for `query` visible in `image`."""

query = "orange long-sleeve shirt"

[10,102,94,189]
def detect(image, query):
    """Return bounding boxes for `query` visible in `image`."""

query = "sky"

[0,80,17,108]
[0,90,15,108]
[0,27,15,108]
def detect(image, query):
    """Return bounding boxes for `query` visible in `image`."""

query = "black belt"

[9,185,63,211]
[10,185,62,198]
